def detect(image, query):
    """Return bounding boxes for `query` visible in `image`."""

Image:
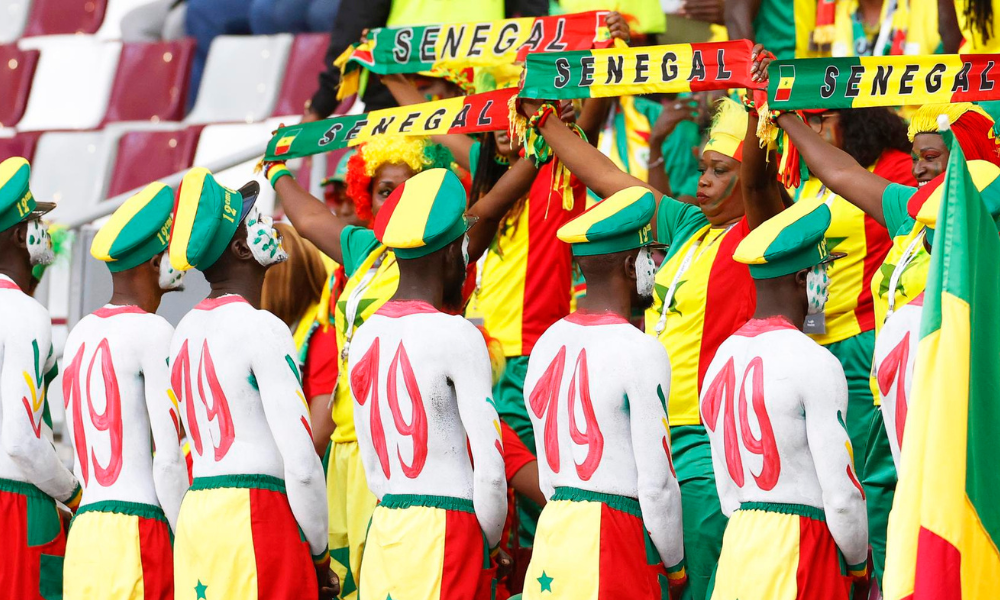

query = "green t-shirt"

[882,183,918,237]
[340,225,381,278]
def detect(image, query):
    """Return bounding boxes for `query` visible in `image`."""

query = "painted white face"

[461,234,470,268]
[158,250,185,291]
[26,219,54,266]
[244,206,288,267]
[636,246,656,300]
[806,262,830,316]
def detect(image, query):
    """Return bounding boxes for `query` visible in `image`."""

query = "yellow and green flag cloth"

[767,54,1000,110]
[264,89,516,161]
[519,40,757,99]
[883,125,1000,599]
[335,11,614,99]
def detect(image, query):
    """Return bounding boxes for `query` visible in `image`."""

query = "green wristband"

[267,164,292,188]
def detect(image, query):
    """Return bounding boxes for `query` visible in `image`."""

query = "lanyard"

[654,224,733,335]
[340,251,391,360]
[885,228,925,321]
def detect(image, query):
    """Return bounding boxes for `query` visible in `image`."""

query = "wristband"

[527,103,559,132]
[490,546,502,558]
[64,483,82,511]
[312,548,330,565]
[266,163,292,188]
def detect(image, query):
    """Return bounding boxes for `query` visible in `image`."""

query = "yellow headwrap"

[907,103,991,141]
[703,98,749,161]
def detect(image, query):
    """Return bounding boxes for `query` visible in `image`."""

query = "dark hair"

[469,132,528,234]
[837,107,911,168]
[469,133,508,202]
[965,0,994,45]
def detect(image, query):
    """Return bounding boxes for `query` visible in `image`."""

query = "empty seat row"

[1,0,163,43]
[0,32,328,131]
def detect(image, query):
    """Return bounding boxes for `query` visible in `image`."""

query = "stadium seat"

[23,0,107,37]
[96,0,156,40]
[0,131,42,161]
[192,122,279,214]
[31,130,117,216]
[185,34,293,125]
[16,36,121,132]
[103,39,195,124]
[0,45,39,128]
[271,33,328,118]
[0,0,33,43]
[106,126,200,198]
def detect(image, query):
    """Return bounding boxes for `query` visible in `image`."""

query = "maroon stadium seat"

[23,0,107,37]
[0,132,43,162]
[0,45,39,129]
[271,33,329,117]
[103,39,196,124]
[105,127,201,198]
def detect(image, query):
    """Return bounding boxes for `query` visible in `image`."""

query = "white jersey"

[169,295,327,556]
[872,296,923,471]
[523,311,684,570]
[61,305,188,529]
[701,316,868,567]
[347,300,507,546]
[0,275,79,501]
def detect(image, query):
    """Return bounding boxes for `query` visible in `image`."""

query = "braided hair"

[964,0,995,45]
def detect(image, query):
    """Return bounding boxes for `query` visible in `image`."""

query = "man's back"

[62,307,178,509]
[348,300,506,540]
[701,317,867,565]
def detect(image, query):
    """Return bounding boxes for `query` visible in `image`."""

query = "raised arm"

[803,352,869,571]
[271,171,349,263]
[3,314,80,506]
[252,314,329,560]
[380,74,475,170]
[725,0,761,41]
[466,158,538,261]
[742,112,785,229]
[938,0,963,53]
[626,342,685,575]
[775,113,890,227]
[533,108,661,199]
[142,321,188,531]
[450,322,507,547]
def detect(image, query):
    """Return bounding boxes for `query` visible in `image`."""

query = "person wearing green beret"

[60,182,189,599]
[165,168,339,600]
[701,197,871,600]
[519,186,687,600]
[0,156,83,600]
[344,168,510,600]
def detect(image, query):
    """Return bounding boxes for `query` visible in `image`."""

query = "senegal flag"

[883,126,1000,599]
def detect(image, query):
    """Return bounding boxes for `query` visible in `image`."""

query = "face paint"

[461,234,470,268]
[245,206,288,267]
[636,247,656,300]
[806,262,830,317]
[158,250,186,291]
[26,219,54,266]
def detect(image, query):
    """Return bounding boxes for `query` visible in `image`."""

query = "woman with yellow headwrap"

[513,43,771,594]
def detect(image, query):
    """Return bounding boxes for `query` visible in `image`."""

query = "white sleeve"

[142,320,188,531]
[803,352,868,569]
[523,354,555,501]
[699,359,741,517]
[251,313,329,558]
[1,312,79,503]
[626,342,685,571]
[448,321,507,547]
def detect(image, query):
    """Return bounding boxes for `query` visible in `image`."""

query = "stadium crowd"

[2,1,1000,600]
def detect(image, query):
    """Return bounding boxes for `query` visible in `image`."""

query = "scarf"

[519,40,757,100]
[767,54,1000,111]
[335,11,614,100]
[264,89,516,161]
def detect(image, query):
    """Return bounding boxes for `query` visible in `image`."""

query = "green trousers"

[824,330,877,479]
[672,426,727,600]
[861,408,897,586]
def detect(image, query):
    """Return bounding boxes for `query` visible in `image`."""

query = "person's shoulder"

[0,290,50,333]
